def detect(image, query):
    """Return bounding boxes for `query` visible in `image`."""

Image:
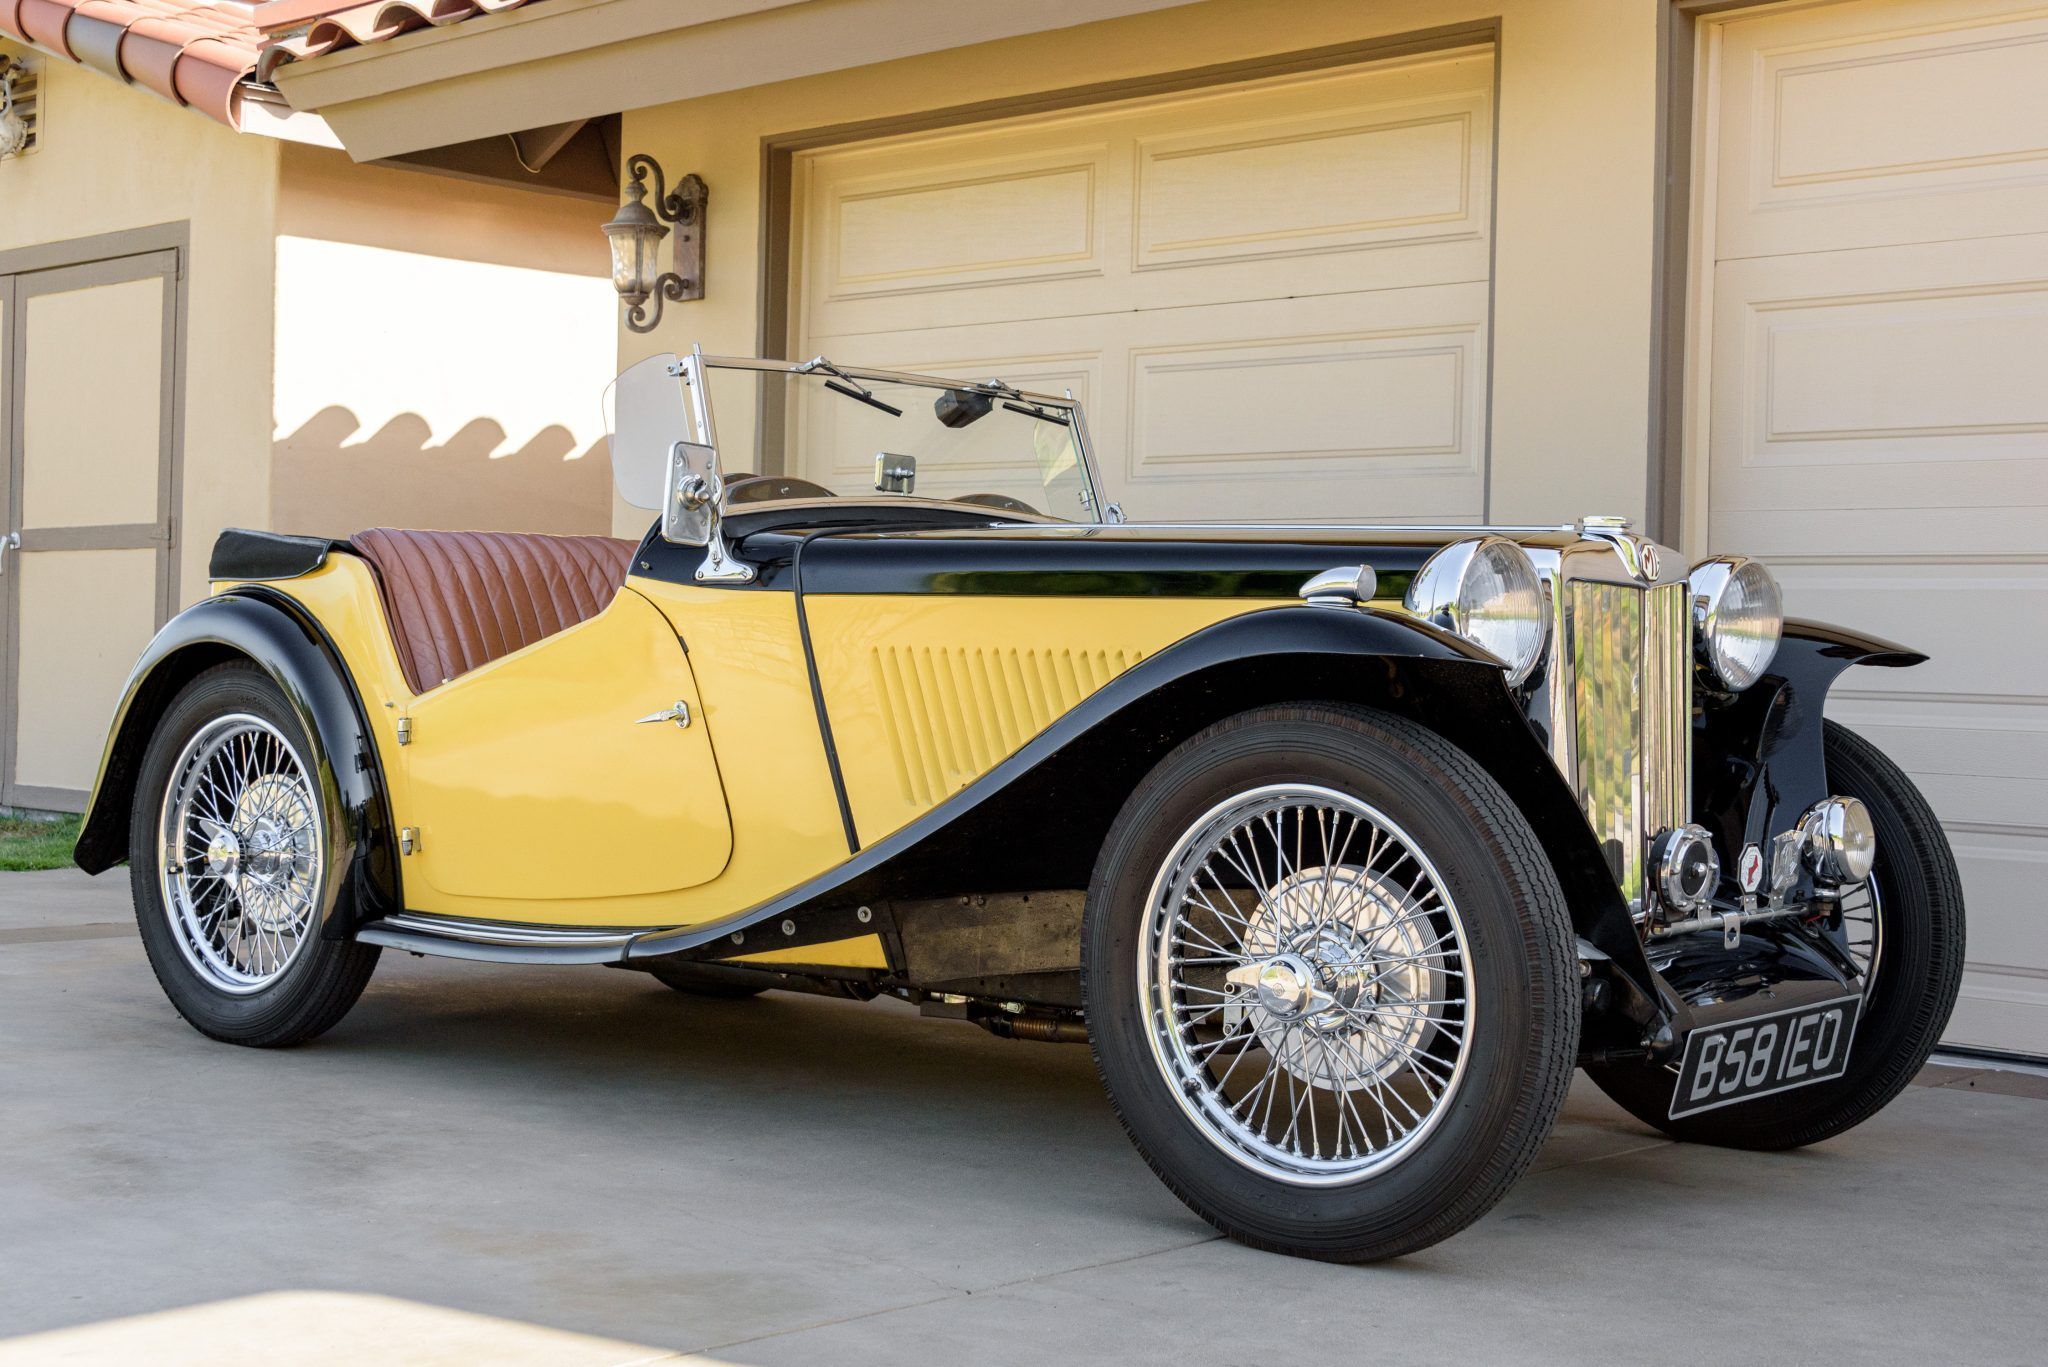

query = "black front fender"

[73,589,399,937]
[628,604,1656,1007]
[1695,618,1926,871]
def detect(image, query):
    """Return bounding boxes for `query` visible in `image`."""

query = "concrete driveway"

[3,867,2043,1366]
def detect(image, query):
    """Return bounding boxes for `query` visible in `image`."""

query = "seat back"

[350,528,639,694]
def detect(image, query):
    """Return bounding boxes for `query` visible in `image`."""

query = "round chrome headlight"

[1689,556,1783,691]
[1407,537,1547,686]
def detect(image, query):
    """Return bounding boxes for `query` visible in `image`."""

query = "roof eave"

[268,0,1196,161]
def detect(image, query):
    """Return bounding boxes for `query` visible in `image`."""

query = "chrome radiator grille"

[1557,578,1692,916]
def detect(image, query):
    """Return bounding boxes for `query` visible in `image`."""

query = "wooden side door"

[1,248,181,811]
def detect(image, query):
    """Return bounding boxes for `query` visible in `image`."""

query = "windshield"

[701,362,1099,522]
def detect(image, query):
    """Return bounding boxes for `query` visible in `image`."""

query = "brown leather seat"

[350,528,639,694]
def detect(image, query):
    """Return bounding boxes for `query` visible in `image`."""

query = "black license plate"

[1669,994,1861,1119]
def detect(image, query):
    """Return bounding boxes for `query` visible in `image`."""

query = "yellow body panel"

[401,588,731,903]
[802,594,1272,846]
[240,564,1264,958]
[731,935,891,969]
[625,576,856,924]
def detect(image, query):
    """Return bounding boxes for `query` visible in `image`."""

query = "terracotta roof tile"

[0,0,264,124]
[255,1,546,77]
[0,0,543,129]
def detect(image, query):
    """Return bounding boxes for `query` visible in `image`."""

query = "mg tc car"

[74,350,1964,1262]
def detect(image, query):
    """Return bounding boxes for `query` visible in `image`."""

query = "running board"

[355,913,662,966]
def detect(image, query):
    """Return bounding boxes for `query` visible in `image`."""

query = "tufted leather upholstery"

[350,528,639,694]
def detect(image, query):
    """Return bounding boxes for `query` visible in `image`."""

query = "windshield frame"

[690,351,1109,525]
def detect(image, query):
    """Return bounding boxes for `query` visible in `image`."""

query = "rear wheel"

[128,663,379,1047]
[1588,720,1964,1148]
[1084,704,1578,1262]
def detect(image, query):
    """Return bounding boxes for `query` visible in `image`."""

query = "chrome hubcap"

[1140,784,1474,1186]
[157,714,323,994]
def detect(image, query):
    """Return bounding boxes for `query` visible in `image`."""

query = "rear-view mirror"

[662,441,721,547]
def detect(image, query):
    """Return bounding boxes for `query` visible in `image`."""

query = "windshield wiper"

[825,379,902,417]
[798,356,903,417]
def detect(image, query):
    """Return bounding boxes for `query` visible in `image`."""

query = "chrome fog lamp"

[1407,537,1547,686]
[1799,797,1876,883]
[1689,556,1783,691]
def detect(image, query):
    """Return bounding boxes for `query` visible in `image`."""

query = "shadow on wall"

[273,407,612,537]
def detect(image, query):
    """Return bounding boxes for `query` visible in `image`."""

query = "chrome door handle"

[0,531,18,577]
[634,701,691,729]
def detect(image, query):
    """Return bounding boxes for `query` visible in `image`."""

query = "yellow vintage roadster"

[75,350,1963,1262]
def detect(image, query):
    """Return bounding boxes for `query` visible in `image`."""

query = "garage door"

[791,49,1495,522]
[1702,0,2048,1054]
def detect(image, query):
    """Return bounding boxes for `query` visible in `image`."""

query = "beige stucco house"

[3,0,2043,1055]
[0,9,618,815]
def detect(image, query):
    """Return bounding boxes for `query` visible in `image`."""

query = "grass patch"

[0,812,83,872]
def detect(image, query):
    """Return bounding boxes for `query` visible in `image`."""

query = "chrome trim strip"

[374,912,653,949]
[852,522,1567,537]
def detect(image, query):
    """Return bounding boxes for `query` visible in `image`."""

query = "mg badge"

[1639,543,1660,581]
[1738,843,1764,893]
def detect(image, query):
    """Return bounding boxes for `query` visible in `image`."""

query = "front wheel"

[1084,704,1579,1263]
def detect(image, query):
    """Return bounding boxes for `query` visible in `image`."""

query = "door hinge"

[395,715,413,745]
[399,827,420,856]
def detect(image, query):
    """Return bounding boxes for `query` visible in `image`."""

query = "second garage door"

[1701,0,2048,1054]
[790,48,1496,523]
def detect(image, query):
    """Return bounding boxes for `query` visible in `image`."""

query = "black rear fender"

[72,589,399,936]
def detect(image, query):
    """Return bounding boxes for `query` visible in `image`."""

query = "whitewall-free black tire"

[128,662,379,1047]
[1083,704,1578,1262]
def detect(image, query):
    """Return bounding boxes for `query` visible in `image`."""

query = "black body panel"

[1694,619,1926,886]
[789,528,1440,598]
[72,589,399,938]
[207,528,353,582]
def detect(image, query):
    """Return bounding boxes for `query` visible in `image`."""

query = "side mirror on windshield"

[662,441,721,546]
[609,348,754,584]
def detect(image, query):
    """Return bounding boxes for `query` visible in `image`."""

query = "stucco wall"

[0,44,280,604]
[271,146,618,538]
[613,0,1661,536]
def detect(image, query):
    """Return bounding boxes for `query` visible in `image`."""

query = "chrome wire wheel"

[156,713,324,995]
[1139,783,1474,1186]
[1838,874,1883,991]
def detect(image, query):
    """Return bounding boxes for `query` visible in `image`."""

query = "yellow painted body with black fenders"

[238,556,1271,959]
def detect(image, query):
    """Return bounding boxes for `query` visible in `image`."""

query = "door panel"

[12,548,158,794]
[1704,0,2048,1053]
[2,250,179,811]
[21,276,165,527]
[401,588,733,904]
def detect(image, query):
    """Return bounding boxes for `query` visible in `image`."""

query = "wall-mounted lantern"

[0,54,35,161]
[602,153,707,333]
